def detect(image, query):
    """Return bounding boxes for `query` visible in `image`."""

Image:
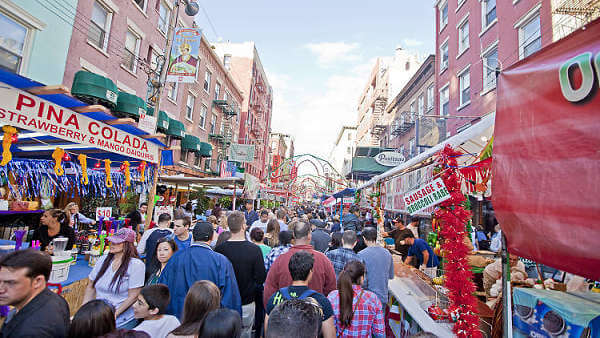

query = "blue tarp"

[332,188,356,199]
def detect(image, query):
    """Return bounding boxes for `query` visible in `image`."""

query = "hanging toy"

[138,161,147,181]
[122,161,131,187]
[51,147,65,176]
[104,159,113,188]
[0,126,17,166]
[78,154,89,185]
[62,152,71,162]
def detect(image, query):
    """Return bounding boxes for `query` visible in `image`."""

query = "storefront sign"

[0,86,160,163]
[138,113,157,134]
[166,27,202,83]
[374,151,405,167]
[404,177,450,215]
[96,207,112,220]
[229,144,255,163]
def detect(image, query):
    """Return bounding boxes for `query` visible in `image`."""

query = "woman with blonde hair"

[168,280,221,338]
[64,202,96,229]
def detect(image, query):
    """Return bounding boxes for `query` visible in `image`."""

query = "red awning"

[493,19,600,280]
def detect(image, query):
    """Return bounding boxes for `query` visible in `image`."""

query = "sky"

[195,0,435,158]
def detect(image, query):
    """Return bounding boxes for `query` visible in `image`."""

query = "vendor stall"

[0,68,165,314]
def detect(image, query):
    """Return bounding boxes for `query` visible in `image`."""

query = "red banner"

[494,19,600,280]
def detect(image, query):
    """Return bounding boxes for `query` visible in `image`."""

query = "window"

[439,1,448,31]
[399,145,405,156]
[440,40,448,71]
[409,101,416,121]
[203,70,211,92]
[409,138,416,157]
[167,81,178,100]
[214,82,221,100]
[482,44,498,90]
[204,158,211,172]
[519,13,541,59]
[223,90,229,102]
[186,94,195,120]
[440,84,449,116]
[0,13,28,73]
[458,18,469,54]
[199,104,207,128]
[418,95,424,116]
[180,150,188,162]
[223,54,231,70]
[157,1,170,34]
[194,153,201,167]
[133,0,147,12]
[88,1,111,51]
[459,68,470,106]
[210,114,217,133]
[147,47,161,72]
[122,30,140,72]
[427,85,434,111]
[482,0,497,28]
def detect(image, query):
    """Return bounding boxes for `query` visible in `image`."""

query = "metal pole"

[501,233,513,338]
[143,150,162,236]
[143,2,180,232]
[232,182,237,211]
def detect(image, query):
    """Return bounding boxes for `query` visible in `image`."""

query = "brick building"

[213,42,273,181]
[385,55,444,160]
[433,0,556,135]
[356,47,421,147]
[62,0,242,177]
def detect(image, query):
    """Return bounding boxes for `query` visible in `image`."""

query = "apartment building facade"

[434,0,556,135]
[61,0,242,177]
[356,47,421,147]
[384,55,444,161]
[269,132,294,185]
[213,42,273,181]
[0,0,77,84]
[329,125,357,178]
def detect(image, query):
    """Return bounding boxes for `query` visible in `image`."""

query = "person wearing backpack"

[264,252,335,338]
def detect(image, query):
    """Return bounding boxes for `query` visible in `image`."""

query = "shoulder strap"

[280,287,291,299]
[297,288,317,300]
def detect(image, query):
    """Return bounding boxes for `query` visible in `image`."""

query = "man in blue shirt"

[173,216,192,249]
[358,227,394,308]
[158,222,242,318]
[244,201,259,227]
[404,232,439,278]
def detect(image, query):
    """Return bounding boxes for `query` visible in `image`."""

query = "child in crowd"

[133,284,180,338]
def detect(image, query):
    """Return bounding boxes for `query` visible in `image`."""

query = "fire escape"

[369,89,388,146]
[552,0,600,40]
[212,99,240,167]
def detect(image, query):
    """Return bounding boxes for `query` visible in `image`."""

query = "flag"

[220,161,236,178]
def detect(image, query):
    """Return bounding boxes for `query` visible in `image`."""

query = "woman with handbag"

[31,209,76,254]
[327,261,385,338]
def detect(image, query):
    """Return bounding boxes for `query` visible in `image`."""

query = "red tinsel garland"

[434,145,481,338]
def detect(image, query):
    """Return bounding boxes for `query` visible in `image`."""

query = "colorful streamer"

[51,147,65,176]
[0,126,17,166]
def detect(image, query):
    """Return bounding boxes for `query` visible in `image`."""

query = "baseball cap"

[108,228,136,244]
[393,216,404,224]
[193,221,214,242]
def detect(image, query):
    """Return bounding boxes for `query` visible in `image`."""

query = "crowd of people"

[0,201,449,338]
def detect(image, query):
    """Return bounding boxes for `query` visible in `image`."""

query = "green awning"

[199,141,213,158]
[166,118,185,139]
[147,107,170,131]
[71,70,118,109]
[115,91,146,119]
[182,134,202,153]
[349,157,391,180]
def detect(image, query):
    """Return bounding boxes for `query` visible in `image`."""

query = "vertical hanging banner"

[166,28,202,83]
[494,19,600,280]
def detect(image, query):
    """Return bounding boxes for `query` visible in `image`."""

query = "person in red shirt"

[263,221,336,304]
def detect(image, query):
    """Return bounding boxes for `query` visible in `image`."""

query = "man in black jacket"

[0,249,70,337]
